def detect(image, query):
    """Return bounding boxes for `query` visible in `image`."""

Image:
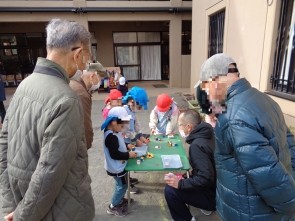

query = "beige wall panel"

[269,95,295,121]
[87,12,178,22]
[169,14,182,87]
[190,0,224,94]
[284,113,295,129]
[181,55,191,88]
[89,21,169,67]
[226,0,267,89]
[0,1,72,7]
[87,1,171,7]
[0,12,82,23]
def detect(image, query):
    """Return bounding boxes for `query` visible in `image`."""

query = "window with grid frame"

[208,9,225,58]
[271,0,295,96]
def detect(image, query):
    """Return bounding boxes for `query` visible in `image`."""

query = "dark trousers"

[164,185,215,221]
[0,101,6,123]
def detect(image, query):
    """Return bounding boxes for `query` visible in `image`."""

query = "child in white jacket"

[149,93,179,136]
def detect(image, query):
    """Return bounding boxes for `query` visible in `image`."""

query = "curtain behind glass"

[141,45,161,80]
[113,32,137,43]
[123,67,139,80]
[138,32,160,43]
[116,46,139,65]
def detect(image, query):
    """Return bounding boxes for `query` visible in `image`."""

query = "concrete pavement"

[1,81,222,221]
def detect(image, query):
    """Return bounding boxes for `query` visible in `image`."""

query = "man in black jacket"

[164,109,216,221]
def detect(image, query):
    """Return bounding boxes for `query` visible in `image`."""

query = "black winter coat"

[178,122,216,209]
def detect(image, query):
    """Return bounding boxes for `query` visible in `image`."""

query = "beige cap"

[87,62,108,78]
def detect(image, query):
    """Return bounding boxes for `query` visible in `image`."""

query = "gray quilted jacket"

[0,58,95,221]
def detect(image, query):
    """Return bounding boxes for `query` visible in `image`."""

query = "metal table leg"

[127,171,131,212]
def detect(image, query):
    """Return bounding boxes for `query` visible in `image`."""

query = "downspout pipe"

[0,7,192,13]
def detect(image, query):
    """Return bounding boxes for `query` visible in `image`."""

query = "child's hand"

[136,139,143,147]
[150,128,155,134]
[129,152,137,158]
[140,136,148,144]
[127,143,135,150]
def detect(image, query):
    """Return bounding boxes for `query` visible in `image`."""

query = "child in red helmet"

[149,93,179,136]
[102,89,123,119]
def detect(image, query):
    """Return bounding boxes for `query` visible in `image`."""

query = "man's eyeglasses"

[71,46,81,51]
[178,123,186,127]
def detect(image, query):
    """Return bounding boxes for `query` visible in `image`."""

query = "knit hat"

[119,77,126,85]
[87,62,108,78]
[156,93,173,112]
[194,53,237,88]
[122,86,149,110]
[104,89,122,104]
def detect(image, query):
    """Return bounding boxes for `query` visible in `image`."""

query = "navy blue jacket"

[215,78,295,221]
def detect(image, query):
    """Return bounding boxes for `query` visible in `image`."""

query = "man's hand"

[135,139,143,147]
[4,212,14,221]
[164,173,180,189]
[129,152,137,158]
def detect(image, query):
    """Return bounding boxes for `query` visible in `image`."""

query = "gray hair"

[46,18,91,53]
[181,109,201,129]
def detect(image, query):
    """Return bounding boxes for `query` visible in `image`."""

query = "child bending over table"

[122,86,150,147]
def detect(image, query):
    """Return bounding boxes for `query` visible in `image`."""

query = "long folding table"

[125,134,191,212]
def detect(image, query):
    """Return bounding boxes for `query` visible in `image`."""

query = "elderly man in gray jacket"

[0,19,95,221]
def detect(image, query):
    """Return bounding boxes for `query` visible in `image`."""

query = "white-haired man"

[0,18,95,221]
[70,62,108,149]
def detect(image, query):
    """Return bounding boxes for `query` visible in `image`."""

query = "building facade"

[191,0,295,128]
[0,0,192,88]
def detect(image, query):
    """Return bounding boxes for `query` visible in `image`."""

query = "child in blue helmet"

[121,86,150,147]
[101,106,137,217]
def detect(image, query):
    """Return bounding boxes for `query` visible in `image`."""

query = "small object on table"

[162,135,166,138]
[131,147,136,151]
[137,160,141,165]
[140,158,144,162]
[155,137,162,141]
[146,152,154,158]
[168,134,174,138]
[168,141,172,147]
[172,143,178,147]
[140,156,145,161]
[155,146,161,149]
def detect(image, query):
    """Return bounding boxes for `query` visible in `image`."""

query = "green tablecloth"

[125,134,190,172]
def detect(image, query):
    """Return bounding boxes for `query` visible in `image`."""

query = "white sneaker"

[200,209,213,216]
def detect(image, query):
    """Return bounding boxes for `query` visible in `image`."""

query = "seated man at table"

[164,109,216,221]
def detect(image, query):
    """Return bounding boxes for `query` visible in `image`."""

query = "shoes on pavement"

[118,198,134,207]
[106,204,128,217]
[130,184,138,194]
[130,177,138,184]
[200,209,213,216]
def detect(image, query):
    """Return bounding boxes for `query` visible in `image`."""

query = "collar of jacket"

[227,78,251,100]
[36,57,70,84]
[186,122,214,144]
